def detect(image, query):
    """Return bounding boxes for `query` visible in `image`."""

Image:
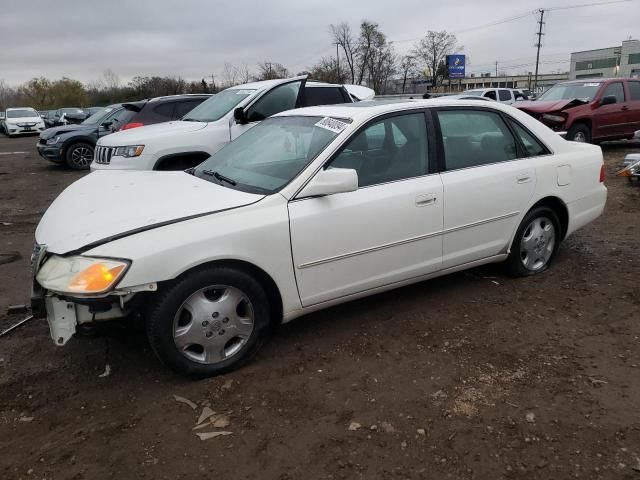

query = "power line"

[545,0,634,11]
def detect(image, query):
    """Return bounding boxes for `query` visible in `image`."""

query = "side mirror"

[600,95,617,106]
[101,120,113,128]
[233,107,247,124]
[297,168,358,198]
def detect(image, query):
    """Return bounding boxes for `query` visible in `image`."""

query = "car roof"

[6,107,37,111]
[273,98,516,122]
[147,94,212,103]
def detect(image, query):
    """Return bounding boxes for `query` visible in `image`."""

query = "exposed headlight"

[36,256,130,295]
[46,136,60,145]
[541,113,566,124]
[114,145,144,158]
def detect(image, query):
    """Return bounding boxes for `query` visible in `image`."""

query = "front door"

[434,108,537,268]
[230,79,306,141]
[593,81,631,138]
[288,111,443,306]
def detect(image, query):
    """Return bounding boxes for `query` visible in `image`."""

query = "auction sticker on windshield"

[235,89,256,95]
[583,83,601,87]
[315,117,349,134]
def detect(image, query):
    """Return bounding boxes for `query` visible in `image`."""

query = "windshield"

[539,82,601,102]
[82,106,117,125]
[195,116,346,194]
[7,109,38,118]
[183,88,256,122]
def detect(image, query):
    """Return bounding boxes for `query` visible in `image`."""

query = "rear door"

[625,80,640,134]
[593,81,630,138]
[434,107,537,269]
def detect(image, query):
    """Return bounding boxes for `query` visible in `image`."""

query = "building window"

[575,58,617,70]
[629,53,640,65]
[576,73,604,79]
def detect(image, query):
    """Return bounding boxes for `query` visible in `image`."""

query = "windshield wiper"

[182,118,200,122]
[202,169,237,186]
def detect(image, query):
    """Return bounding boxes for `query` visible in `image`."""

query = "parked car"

[33,99,607,377]
[42,110,59,128]
[462,88,520,104]
[2,107,46,137]
[37,104,128,169]
[515,78,640,143]
[37,95,210,170]
[91,77,373,171]
[51,108,85,126]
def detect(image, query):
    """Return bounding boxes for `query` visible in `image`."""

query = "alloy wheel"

[70,145,93,168]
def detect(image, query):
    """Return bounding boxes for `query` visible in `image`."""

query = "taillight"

[599,164,606,183]
[120,122,144,131]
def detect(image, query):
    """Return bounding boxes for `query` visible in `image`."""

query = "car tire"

[566,123,591,143]
[146,266,271,378]
[65,142,94,170]
[504,206,561,277]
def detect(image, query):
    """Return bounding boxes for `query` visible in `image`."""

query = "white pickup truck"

[92,77,374,171]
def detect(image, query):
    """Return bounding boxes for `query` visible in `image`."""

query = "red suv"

[516,78,640,143]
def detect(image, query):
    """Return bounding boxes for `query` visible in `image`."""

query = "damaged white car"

[33,100,607,377]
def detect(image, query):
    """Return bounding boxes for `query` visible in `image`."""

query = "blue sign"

[448,55,465,79]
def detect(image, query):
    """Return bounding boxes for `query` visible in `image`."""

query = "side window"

[602,82,625,103]
[174,99,203,118]
[329,112,428,188]
[437,110,518,171]
[628,81,640,101]
[247,81,302,122]
[152,102,176,119]
[484,90,497,100]
[509,121,548,157]
[498,90,511,101]
[303,87,346,107]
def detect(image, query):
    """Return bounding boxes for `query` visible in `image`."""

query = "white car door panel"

[440,161,535,268]
[289,176,443,306]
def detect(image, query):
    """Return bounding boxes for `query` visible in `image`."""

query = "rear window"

[628,81,640,101]
[303,87,347,107]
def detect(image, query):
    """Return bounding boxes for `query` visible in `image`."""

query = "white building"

[570,39,640,79]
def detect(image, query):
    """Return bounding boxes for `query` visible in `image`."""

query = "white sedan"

[2,107,46,136]
[33,100,607,377]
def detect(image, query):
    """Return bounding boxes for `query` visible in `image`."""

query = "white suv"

[463,88,522,105]
[91,77,373,171]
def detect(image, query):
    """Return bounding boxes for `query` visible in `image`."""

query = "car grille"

[17,122,37,127]
[94,146,115,165]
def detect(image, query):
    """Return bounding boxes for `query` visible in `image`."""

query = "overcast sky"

[1,0,638,86]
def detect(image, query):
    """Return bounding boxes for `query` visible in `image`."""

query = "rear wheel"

[65,142,94,170]
[505,206,560,277]
[146,266,271,378]
[566,123,591,143]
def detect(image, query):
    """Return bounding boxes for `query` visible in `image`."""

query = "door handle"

[516,174,532,184]
[415,194,436,206]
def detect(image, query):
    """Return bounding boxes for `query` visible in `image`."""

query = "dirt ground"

[0,133,638,480]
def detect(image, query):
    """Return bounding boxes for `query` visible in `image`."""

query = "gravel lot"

[0,133,639,480]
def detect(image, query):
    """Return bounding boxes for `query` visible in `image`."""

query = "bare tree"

[330,22,356,84]
[412,30,460,87]
[355,20,379,85]
[308,56,347,84]
[103,69,120,90]
[255,62,289,81]
[366,32,396,94]
[238,64,252,84]
[399,55,418,93]
[220,62,239,88]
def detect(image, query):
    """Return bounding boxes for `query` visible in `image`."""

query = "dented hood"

[515,99,588,114]
[35,171,263,254]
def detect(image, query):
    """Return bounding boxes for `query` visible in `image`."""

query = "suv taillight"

[599,164,606,183]
[120,122,144,131]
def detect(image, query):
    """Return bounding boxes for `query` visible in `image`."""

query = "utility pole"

[533,8,545,92]
[335,43,340,80]
[495,61,498,77]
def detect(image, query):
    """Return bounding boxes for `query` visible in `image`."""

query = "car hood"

[40,123,94,139]
[515,99,588,113]
[99,120,210,146]
[35,171,264,254]
[6,116,41,124]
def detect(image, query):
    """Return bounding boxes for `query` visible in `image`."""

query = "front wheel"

[566,124,591,143]
[65,142,94,170]
[505,207,561,277]
[146,266,271,378]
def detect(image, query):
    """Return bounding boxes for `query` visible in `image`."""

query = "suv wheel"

[566,124,591,143]
[146,266,271,378]
[65,142,94,170]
